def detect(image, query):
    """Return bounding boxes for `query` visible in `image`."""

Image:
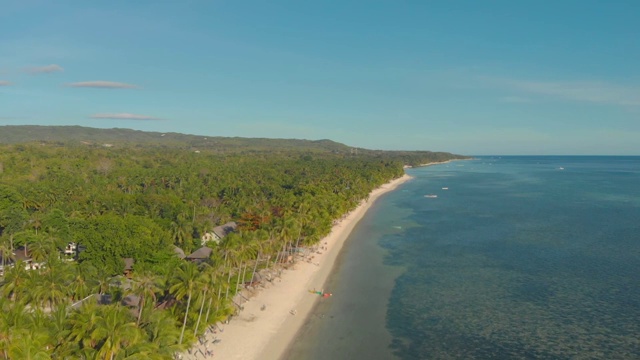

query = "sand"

[181,174,412,360]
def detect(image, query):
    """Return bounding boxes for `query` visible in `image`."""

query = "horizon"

[1,1,639,155]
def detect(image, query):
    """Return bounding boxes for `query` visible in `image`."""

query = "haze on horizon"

[1,1,638,155]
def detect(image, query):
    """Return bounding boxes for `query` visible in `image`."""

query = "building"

[185,246,213,263]
[201,221,238,245]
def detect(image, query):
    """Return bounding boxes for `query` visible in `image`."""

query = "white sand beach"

[182,174,412,360]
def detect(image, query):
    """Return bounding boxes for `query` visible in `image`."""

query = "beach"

[182,173,412,360]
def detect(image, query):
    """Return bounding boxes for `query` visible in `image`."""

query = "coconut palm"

[92,304,141,360]
[7,328,51,360]
[169,261,200,344]
[193,265,210,337]
[25,233,54,264]
[30,264,71,310]
[0,236,13,275]
[141,310,186,358]
[69,262,98,301]
[48,306,71,357]
[1,262,30,302]
[129,271,162,326]
[67,301,102,350]
[0,298,24,358]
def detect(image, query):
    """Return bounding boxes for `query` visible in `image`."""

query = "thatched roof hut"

[186,246,213,261]
[173,246,186,259]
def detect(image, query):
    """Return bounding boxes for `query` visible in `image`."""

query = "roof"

[186,246,213,260]
[173,246,186,259]
[123,258,135,270]
[212,221,237,239]
[13,247,32,263]
[122,294,140,307]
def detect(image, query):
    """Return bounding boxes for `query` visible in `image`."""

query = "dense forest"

[0,126,467,359]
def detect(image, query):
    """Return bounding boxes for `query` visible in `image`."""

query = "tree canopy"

[0,130,467,359]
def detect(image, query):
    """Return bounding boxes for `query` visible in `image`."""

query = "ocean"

[283,156,640,360]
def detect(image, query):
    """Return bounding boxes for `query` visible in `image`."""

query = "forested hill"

[0,125,468,165]
[0,125,352,153]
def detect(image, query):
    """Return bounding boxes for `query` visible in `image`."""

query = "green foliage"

[0,185,27,236]
[74,214,173,276]
[0,127,468,359]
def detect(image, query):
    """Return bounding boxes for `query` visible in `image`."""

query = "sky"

[1,1,639,155]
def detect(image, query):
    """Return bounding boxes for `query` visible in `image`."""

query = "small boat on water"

[424,194,438,198]
[442,187,449,190]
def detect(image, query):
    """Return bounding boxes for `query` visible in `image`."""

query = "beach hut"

[173,246,186,259]
[186,246,213,262]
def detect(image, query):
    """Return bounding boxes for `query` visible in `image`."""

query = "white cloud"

[68,81,138,89]
[512,80,640,106]
[91,113,162,120]
[26,64,64,74]
[0,80,12,86]
[483,76,640,107]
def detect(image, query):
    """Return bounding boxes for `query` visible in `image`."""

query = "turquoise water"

[284,156,640,359]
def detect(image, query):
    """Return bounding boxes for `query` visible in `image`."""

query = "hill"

[0,125,469,164]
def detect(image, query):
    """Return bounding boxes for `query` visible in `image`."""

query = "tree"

[69,262,98,301]
[2,262,30,302]
[74,214,173,275]
[141,310,186,358]
[0,185,27,237]
[130,271,162,326]
[30,263,71,310]
[7,328,51,360]
[67,301,102,350]
[92,305,141,360]
[169,261,201,344]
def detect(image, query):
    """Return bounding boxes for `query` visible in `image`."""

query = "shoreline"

[403,158,470,169]
[184,173,412,360]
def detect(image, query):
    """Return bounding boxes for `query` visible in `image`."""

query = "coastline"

[185,173,412,360]
[403,158,470,169]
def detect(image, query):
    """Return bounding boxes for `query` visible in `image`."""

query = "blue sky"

[1,1,638,155]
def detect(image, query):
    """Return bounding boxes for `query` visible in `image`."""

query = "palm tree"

[169,261,200,344]
[141,310,186,358]
[30,264,71,310]
[69,263,98,301]
[67,301,102,350]
[25,234,55,264]
[96,271,112,295]
[7,328,51,360]
[29,212,43,236]
[130,271,162,326]
[0,298,26,358]
[92,304,141,360]
[203,272,223,329]
[48,306,71,357]
[0,236,14,275]
[2,262,30,302]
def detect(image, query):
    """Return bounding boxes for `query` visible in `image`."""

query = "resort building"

[201,221,238,245]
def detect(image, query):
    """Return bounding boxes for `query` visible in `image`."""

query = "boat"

[442,187,449,190]
[424,194,438,198]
